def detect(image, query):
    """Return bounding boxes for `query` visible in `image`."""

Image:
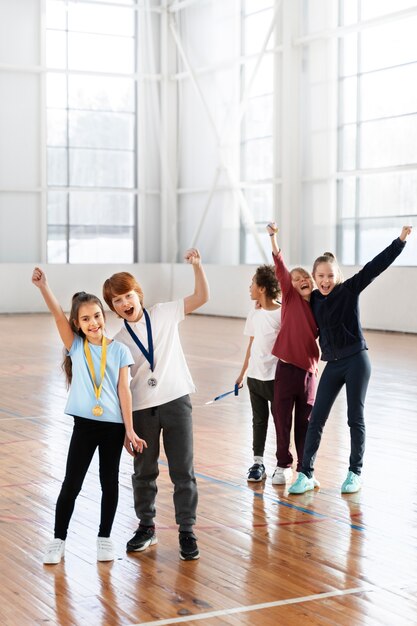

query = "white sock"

[254,456,264,465]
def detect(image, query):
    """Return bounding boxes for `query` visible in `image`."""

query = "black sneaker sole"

[126,536,158,552]
[179,551,200,561]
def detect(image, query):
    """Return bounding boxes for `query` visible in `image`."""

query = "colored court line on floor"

[158,460,365,532]
[0,413,50,421]
[0,408,26,418]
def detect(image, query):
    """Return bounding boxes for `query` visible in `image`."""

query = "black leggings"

[301,350,371,478]
[54,416,125,540]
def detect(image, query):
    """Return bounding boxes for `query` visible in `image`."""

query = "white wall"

[1,2,416,333]
[2,262,416,334]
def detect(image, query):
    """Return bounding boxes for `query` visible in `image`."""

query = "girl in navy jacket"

[289,226,412,495]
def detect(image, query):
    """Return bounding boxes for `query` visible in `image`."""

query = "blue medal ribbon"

[124,309,154,372]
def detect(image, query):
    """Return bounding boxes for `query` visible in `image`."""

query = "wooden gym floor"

[0,312,417,626]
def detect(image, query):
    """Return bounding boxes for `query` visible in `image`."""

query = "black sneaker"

[179,531,200,561]
[126,525,158,552]
[247,463,266,482]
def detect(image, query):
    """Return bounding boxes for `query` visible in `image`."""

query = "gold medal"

[84,337,107,418]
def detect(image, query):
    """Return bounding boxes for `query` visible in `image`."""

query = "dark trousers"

[132,395,197,532]
[273,361,316,471]
[301,350,371,478]
[247,377,275,458]
[54,416,125,540]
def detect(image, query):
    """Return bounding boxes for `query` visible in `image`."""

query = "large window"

[337,1,417,265]
[46,0,137,263]
[241,0,278,263]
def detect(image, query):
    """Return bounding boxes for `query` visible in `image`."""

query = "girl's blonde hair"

[312,252,344,284]
[290,266,314,283]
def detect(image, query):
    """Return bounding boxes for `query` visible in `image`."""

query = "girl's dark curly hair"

[254,265,281,300]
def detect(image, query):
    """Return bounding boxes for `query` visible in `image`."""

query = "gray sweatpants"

[132,395,197,532]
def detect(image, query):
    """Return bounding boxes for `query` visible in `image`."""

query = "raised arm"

[346,225,412,295]
[400,225,412,241]
[31,267,74,350]
[266,222,280,256]
[183,248,210,315]
[266,223,293,295]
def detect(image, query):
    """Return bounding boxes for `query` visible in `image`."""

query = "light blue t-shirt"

[65,335,134,423]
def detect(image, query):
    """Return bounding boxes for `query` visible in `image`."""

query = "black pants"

[54,416,125,540]
[247,377,275,458]
[301,350,371,478]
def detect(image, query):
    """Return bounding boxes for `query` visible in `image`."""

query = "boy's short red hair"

[102,272,144,312]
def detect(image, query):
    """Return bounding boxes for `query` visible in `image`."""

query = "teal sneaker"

[288,472,315,494]
[341,471,361,494]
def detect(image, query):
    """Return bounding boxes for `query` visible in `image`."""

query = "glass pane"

[338,125,357,170]
[361,63,417,120]
[69,111,135,150]
[339,219,355,265]
[340,33,357,77]
[69,192,135,224]
[68,32,134,73]
[48,191,68,224]
[47,110,68,146]
[46,0,67,30]
[244,95,273,140]
[244,9,275,56]
[244,224,274,265]
[359,218,417,265]
[47,225,67,263]
[340,0,358,26]
[46,30,67,69]
[69,226,134,263]
[244,0,274,15]
[69,75,135,112]
[361,0,417,20]
[360,172,417,218]
[48,148,68,186]
[361,115,417,168]
[361,16,417,73]
[244,185,273,222]
[339,76,357,124]
[242,137,273,180]
[87,0,135,4]
[68,3,135,37]
[47,73,67,108]
[338,177,356,218]
[69,149,135,188]
[243,55,274,98]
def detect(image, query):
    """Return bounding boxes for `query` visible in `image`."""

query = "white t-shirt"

[114,300,196,411]
[244,305,281,381]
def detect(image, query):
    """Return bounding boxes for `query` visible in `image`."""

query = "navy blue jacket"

[310,237,406,362]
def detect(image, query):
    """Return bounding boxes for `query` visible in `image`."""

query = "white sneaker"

[43,539,65,564]
[272,467,293,485]
[97,537,115,562]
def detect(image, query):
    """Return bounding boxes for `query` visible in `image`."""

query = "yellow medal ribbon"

[84,336,107,417]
